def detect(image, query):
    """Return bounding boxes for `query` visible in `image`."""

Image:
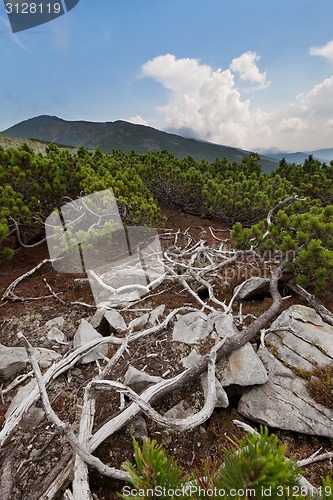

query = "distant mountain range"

[262,148,333,165]
[1,115,278,173]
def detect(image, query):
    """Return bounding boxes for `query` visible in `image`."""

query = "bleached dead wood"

[2,259,54,301]
[18,332,130,482]
[93,350,217,432]
[0,335,125,447]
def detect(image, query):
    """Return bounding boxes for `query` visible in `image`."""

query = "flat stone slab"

[172,311,214,344]
[238,348,333,437]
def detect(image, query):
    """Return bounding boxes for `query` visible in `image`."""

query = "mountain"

[1,115,278,172]
[264,148,333,165]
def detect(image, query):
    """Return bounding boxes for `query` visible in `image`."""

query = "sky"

[1,0,333,153]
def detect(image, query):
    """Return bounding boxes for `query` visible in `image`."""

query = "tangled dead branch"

[1,220,331,498]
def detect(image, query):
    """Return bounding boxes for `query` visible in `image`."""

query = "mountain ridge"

[1,115,278,172]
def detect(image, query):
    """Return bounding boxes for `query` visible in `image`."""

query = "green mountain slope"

[1,115,278,172]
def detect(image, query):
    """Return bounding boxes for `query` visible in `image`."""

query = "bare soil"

[0,210,332,499]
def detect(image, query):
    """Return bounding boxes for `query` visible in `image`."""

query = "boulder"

[148,304,166,326]
[172,311,214,344]
[239,348,333,437]
[73,319,109,364]
[128,313,150,331]
[238,305,333,437]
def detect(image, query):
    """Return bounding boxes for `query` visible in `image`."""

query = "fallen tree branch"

[17,332,130,483]
[93,350,217,432]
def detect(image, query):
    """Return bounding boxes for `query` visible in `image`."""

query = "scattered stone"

[200,371,229,408]
[124,365,163,393]
[128,313,150,331]
[0,345,61,380]
[164,400,194,419]
[210,313,268,387]
[180,349,202,369]
[132,416,148,439]
[233,277,270,301]
[89,308,109,336]
[104,309,127,333]
[148,304,166,326]
[47,327,67,344]
[45,316,66,330]
[73,319,109,364]
[172,311,214,344]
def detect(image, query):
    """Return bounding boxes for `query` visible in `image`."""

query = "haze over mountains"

[1,115,333,170]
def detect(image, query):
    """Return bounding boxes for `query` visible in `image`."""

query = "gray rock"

[238,305,333,437]
[148,304,166,326]
[238,348,333,437]
[47,327,67,344]
[233,277,270,301]
[209,313,268,387]
[216,342,268,387]
[266,305,333,370]
[0,344,61,380]
[124,365,163,393]
[128,313,150,331]
[132,416,148,439]
[181,349,202,369]
[73,319,108,364]
[172,311,214,344]
[212,312,240,339]
[164,400,194,419]
[104,309,127,333]
[45,316,66,330]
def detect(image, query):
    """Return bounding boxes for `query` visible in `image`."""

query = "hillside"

[1,115,278,172]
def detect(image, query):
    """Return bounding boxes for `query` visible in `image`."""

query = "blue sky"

[1,0,333,152]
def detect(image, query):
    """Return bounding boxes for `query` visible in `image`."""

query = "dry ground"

[0,210,332,499]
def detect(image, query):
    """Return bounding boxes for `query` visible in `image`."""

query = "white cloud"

[128,115,149,126]
[310,40,333,62]
[141,53,271,149]
[230,51,271,89]
[139,52,333,152]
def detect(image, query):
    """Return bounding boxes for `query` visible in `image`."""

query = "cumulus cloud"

[139,52,333,151]
[141,53,271,149]
[230,51,270,88]
[310,40,333,62]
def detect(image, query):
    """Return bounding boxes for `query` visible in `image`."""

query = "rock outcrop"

[238,305,333,437]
